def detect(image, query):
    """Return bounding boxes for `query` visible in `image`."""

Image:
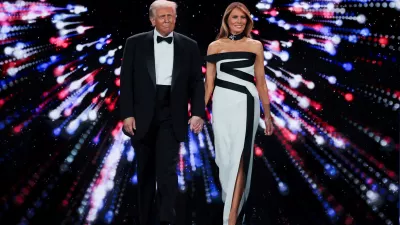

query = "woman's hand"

[264,116,274,136]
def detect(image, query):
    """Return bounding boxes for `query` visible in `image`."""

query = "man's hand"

[188,116,203,134]
[123,117,136,136]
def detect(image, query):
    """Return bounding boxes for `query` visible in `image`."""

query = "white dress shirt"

[153,29,174,86]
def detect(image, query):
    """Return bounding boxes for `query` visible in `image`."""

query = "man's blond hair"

[149,0,177,18]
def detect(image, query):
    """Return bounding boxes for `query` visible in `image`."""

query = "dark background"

[0,0,398,225]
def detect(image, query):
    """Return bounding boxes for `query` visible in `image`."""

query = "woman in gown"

[204,2,274,225]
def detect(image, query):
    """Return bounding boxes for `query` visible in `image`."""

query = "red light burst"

[344,93,353,102]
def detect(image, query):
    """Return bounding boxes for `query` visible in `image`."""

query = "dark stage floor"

[1,120,397,225]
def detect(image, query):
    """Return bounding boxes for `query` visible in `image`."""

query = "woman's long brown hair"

[216,2,254,40]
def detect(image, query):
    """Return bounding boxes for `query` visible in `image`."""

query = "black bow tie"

[157,36,173,44]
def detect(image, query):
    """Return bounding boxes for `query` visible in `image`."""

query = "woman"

[204,2,274,225]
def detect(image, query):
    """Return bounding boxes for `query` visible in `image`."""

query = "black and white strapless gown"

[205,52,260,224]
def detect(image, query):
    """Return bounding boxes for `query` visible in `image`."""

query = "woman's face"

[227,8,247,35]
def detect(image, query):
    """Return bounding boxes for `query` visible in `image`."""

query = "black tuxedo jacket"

[119,30,205,141]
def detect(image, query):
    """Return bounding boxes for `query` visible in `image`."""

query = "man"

[119,0,205,225]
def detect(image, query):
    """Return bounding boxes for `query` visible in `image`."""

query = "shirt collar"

[154,28,173,39]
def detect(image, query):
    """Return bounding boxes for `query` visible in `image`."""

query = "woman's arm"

[253,41,272,119]
[204,42,218,106]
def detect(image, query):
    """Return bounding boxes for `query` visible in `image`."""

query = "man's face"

[150,7,176,36]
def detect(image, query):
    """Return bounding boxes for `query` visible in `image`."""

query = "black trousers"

[131,85,180,225]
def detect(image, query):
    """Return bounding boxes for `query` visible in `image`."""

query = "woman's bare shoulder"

[208,40,225,53]
[238,38,261,55]
[247,38,263,49]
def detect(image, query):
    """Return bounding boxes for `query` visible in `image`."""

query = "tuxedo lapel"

[171,33,182,90]
[146,31,156,88]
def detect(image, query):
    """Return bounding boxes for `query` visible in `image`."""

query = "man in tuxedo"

[119,0,205,224]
